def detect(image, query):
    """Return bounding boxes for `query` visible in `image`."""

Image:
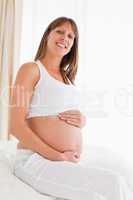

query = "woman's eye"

[56,30,63,34]
[56,30,74,39]
[68,35,73,39]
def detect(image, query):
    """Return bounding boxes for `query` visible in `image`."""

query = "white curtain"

[0,0,23,140]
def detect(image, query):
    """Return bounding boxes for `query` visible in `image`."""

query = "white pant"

[13,149,133,200]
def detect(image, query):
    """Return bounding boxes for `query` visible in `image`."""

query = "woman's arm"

[10,63,63,161]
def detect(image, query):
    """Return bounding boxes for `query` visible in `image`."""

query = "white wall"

[19,0,133,162]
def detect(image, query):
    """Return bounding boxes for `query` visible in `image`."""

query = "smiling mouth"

[56,42,67,49]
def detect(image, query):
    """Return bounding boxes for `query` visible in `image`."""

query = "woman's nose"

[60,34,68,41]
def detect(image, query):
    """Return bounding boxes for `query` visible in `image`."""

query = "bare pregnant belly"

[18,116,82,154]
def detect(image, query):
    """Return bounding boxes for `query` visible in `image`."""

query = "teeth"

[56,42,66,49]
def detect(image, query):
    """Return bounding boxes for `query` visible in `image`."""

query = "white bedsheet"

[0,140,57,200]
[0,140,133,200]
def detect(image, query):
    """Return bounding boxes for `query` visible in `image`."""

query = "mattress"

[0,140,133,200]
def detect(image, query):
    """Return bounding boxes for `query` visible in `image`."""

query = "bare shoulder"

[18,62,39,76]
[15,62,40,89]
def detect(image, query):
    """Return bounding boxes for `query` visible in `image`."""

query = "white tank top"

[26,60,81,119]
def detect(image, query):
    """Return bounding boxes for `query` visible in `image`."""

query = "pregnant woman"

[10,17,133,200]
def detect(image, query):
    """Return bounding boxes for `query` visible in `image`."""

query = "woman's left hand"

[58,110,86,129]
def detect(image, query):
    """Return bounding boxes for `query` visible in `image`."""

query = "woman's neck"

[41,52,63,72]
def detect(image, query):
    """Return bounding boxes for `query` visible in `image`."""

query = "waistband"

[14,148,86,166]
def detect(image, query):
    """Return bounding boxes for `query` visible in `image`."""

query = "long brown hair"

[34,17,79,85]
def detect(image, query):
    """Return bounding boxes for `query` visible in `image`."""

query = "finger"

[72,157,80,163]
[66,120,80,128]
[59,110,81,115]
[67,118,79,123]
[59,116,84,128]
[59,115,80,120]
[60,117,79,124]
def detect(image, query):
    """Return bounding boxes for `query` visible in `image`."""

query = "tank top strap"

[35,60,46,76]
[33,60,46,88]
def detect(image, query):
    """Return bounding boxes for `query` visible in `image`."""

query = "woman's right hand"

[61,150,80,163]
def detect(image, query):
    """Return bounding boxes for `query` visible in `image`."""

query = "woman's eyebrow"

[56,28,75,37]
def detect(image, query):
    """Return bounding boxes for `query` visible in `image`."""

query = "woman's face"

[46,22,75,57]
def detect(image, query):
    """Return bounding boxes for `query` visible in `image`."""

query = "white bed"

[0,140,58,200]
[0,140,133,200]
